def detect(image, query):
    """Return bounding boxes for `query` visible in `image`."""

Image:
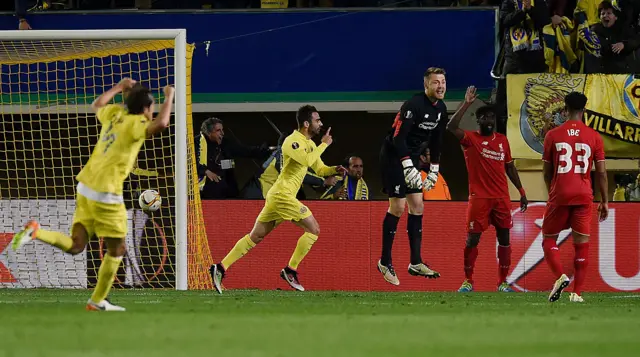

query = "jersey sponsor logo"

[480,147,505,162]
[292,142,299,150]
[418,112,442,131]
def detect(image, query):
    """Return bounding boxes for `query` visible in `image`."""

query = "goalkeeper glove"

[401,158,423,190]
[423,163,439,191]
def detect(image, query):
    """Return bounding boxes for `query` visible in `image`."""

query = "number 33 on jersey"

[542,121,605,205]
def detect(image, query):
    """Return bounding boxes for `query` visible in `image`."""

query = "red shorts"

[542,203,592,236]
[466,197,513,234]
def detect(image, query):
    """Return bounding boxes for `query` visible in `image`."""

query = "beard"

[479,125,493,136]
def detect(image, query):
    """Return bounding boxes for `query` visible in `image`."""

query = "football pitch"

[1,290,639,357]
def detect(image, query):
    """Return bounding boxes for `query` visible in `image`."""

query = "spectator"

[584,1,640,73]
[15,0,31,30]
[195,117,274,199]
[321,155,369,200]
[628,173,640,201]
[242,133,338,199]
[496,0,550,133]
[419,148,451,200]
[615,0,640,32]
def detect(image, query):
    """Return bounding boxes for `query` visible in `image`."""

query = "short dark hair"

[475,105,496,119]
[424,67,446,79]
[296,105,318,129]
[124,84,153,115]
[344,154,361,167]
[598,0,617,13]
[564,92,588,113]
[201,117,223,135]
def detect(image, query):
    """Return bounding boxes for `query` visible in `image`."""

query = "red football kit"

[461,131,513,234]
[541,120,605,236]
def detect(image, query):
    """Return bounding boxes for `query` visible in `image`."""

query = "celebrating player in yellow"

[10,78,175,311]
[210,105,346,293]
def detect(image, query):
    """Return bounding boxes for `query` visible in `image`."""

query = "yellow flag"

[507,73,640,159]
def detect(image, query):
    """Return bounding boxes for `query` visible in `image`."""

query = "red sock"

[497,245,511,285]
[464,246,478,284]
[542,238,563,279]
[573,242,589,295]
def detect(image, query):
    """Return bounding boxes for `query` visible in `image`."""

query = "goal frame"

[0,29,189,290]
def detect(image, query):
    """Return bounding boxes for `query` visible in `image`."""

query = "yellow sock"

[288,232,318,270]
[221,234,256,270]
[35,229,73,252]
[90,254,122,303]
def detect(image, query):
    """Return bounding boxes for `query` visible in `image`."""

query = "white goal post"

[0,29,190,290]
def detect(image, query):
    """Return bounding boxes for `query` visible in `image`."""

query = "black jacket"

[195,133,271,199]
[500,0,550,74]
[584,22,640,74]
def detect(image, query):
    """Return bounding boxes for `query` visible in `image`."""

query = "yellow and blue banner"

[508,73,640,159]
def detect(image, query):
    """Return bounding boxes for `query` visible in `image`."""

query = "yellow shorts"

[257,194,312,223]
[71,193,128,239]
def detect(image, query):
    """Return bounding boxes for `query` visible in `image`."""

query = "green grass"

[1,290,639,357]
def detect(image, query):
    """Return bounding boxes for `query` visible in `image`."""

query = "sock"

[407,214,423,265]
[221,234,256,270]
[573,242,589,295]
[381,213,400,266]
[288,232,318,270]
[35,229,73,252]
[463,246,479,284]
[497,244,511,285]
[542,238,563,279]
[90,254,122,303]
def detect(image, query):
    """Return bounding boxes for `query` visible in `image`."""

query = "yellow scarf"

[543,16,577,73]
[574,0,603,70]
[321,176,369,200]
[510,0,542,52]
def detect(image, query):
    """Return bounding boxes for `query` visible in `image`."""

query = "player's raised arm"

[91,78,136,112]
[147,85,175,137]
[447,86,477,141]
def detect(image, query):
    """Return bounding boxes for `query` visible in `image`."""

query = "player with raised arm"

[447,87,528,293]
[377,67,448,286]
[542,92,608,303]
[210,105,346,293]
[10,79,175,311]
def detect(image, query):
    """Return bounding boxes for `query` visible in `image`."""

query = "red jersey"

[542,120,605,205]
[461,131,512,199]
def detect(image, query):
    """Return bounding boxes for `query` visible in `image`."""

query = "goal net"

[0,30,213,290]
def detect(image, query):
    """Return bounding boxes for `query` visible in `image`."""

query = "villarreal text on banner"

[507,73,640,159]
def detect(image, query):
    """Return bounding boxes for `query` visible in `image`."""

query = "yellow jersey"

[76,104,150,195]
[268,130,335,198]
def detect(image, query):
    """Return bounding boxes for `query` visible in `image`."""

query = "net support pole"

[174,29,189,291]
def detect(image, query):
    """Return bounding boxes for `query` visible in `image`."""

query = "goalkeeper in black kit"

[377,67,449,286]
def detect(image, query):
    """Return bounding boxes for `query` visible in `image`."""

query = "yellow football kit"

[73,104,150,238]
[257,130,336,223]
